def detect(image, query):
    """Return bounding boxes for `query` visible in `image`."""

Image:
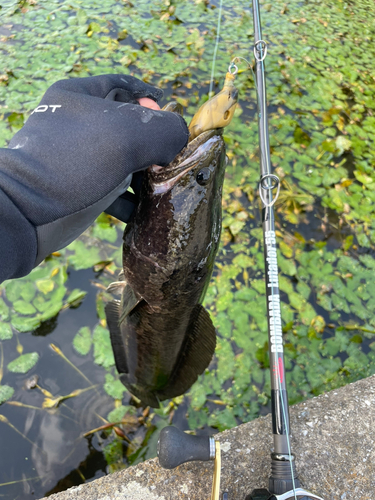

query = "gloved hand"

[0,74,189,281]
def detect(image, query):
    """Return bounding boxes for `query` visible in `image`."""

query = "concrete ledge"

[46,375,375,500]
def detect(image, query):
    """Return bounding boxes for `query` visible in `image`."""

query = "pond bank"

[45,374,375,500]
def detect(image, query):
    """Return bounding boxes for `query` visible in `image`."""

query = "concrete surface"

[46,375,375,500]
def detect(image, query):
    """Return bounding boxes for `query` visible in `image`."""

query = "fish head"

[150,128,226,198]
[142,129,227,263]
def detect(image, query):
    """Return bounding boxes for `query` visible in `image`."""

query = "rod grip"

[158,426,213,469]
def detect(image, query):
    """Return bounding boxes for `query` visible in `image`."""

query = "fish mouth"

[150,128,223,192]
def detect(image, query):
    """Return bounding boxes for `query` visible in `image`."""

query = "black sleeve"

[0,75,189,284]
[0,163,38,283]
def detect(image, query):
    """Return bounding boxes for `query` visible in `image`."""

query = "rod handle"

[158,426,214,469]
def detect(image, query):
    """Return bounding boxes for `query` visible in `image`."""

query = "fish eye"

[196,168,211,186]
[224,110,230,120]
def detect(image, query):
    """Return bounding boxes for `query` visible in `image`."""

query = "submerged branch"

[42,385,98,409]
[83,420,132,443]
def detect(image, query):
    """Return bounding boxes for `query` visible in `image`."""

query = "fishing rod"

[158,2,326,500]
[244,0,324,498]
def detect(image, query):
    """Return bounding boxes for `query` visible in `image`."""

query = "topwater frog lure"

[188,69,239,141]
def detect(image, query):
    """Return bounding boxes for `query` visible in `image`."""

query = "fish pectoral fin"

[119,284,143,323]
[157,304,216,401]
[105,300,128,374]
[105,284,144,377]
[106,281,127,295]
[106,270,127,295]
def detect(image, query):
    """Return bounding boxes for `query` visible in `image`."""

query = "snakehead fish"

[105,75,238,407]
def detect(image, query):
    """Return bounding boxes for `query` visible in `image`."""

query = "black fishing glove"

[0,74,189,283]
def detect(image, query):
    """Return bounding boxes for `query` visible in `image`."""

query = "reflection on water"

[31,411,87,488]
[0,269,112,499]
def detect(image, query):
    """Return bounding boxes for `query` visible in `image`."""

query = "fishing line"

[209,0,224,95]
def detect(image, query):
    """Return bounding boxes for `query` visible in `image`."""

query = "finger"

[47,74,163,102]
[137,97,161,111]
